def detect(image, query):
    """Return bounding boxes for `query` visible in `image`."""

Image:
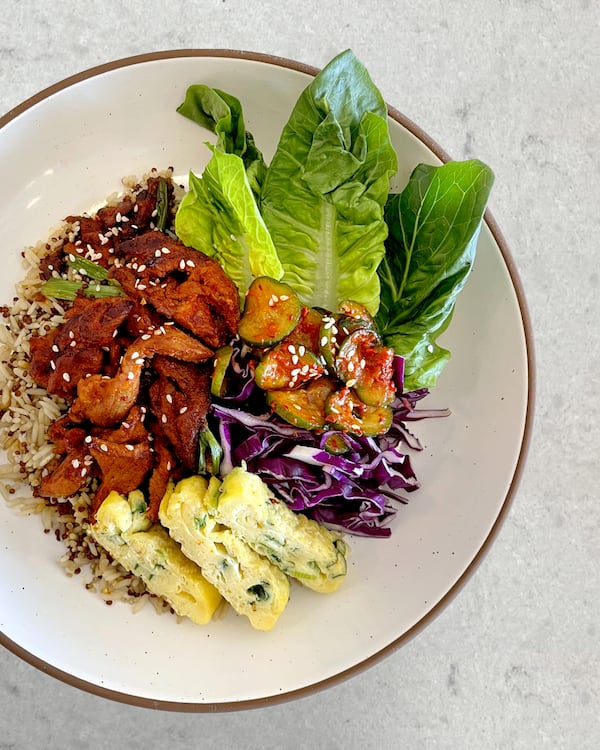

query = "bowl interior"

[0,52,531,709]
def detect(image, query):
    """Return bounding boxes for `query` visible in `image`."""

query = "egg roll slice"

[210,467,348,593]
[159,475,290,631]
[89,489,222,625]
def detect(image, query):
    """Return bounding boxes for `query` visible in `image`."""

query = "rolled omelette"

[159,475,290,631]
[208,466,348,593]
[89,489,222,625]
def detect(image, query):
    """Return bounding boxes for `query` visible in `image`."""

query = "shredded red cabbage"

[208,339,449,537]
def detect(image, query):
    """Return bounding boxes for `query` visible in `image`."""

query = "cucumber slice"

[335,330,396,407]
[285,306,325,352]
[238,277,301,347]
[338,299,375,326]
[321,432,351,455]
[325,388,392,436]
[266,377,336,430]
[318,314,341,369]
[334,328,380,385]
[254,342,324,390]
[210,345,234,398]
[354,345,397,407]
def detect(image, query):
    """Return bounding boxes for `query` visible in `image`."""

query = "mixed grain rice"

[0,171,183,618]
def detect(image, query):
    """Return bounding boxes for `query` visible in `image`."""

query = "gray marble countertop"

[1,2,598,748]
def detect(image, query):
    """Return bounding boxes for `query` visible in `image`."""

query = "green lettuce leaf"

[260,49,397,315]
[376,159,495,390]
[177,84,267,195]
[175,149,283,300]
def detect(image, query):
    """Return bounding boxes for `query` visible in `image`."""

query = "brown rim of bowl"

[0,48,535,713]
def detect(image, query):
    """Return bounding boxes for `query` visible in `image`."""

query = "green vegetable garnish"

[40,277,125,301]
[175,152,283,301]
[260,49,398,315]
[198,426,223,476]
[66,254,109,281]
[176,85,267,196]
[174,48,495,391]
[376,159,494,390]
[155,177,170,232]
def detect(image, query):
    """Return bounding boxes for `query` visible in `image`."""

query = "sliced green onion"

[40,278,83,301]
[83,283,126,299]
[40,277,126,301]
[198,426,223,476]
[155,178,169,232]
[66,254,109,281]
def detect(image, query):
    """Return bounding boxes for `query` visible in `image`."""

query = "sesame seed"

[125,444,134,452]
[291,354,299,365]
[360,359,366,368]
[71,459,80,469]
[179,406,188,414]
[298,345,306,356]
[347,361,355,372]
[116,212,122,222]
[166,393,173,404]
[179,259,186,270]
[287,344,296,354]
[141,334,151,340]
[137,264,146,273]
[320,336,328,347]
[84,435,92,444]
[50,361,56,370]
[127,372,134,380]
[161,414,167,424]
[62,372,71,382]
[100,443,108,452]
[154,249,162,257]
[186,260,195,268]
[161,246,170,254]
[279,294,289,301]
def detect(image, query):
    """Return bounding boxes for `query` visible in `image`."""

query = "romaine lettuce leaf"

[177,84,267,196]
[376,159,495,390]
[175,149,283,300]
[260,49,397,315]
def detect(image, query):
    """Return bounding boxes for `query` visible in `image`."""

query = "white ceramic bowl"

[0,50,534,710]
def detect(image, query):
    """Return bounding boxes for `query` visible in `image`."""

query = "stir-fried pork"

[110,233,240,349]
[29,174,241,518]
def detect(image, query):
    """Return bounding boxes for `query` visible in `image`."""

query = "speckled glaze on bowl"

[0,50,534,711]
